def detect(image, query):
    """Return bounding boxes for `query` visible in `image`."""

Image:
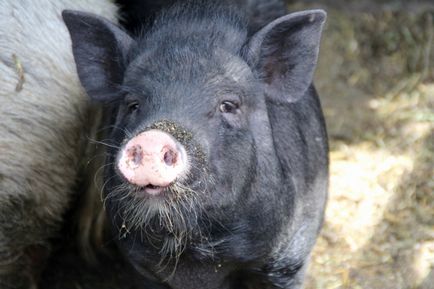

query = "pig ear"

[243,10,326,102]
[62,10,134,102]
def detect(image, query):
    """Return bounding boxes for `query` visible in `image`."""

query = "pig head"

[63,3,328,288]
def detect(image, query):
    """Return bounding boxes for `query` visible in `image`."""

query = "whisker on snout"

[96,124,133,139]
[87,137,121,150]
[102,173,210,268]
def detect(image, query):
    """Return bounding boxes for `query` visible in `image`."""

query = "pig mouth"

[141,183,171,195]
[136,179,199,197]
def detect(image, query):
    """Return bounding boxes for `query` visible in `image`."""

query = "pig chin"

[109,164,207,263]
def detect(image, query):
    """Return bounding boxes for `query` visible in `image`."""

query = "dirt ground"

[286,1,434,289]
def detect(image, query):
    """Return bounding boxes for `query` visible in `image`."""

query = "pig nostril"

[127,145,143,167]
[163,148,177,166]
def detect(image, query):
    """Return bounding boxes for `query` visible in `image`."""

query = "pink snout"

[117,129,188,194]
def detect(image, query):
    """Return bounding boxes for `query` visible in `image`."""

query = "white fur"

[0,1,117,287]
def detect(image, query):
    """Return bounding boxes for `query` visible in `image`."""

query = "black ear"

[62,10,134,102]
[243,10,326,102]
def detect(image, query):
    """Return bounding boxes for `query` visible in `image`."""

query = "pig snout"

[117,129,188,194]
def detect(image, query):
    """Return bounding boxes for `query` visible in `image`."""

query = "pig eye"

[127,101,140,113]
[219,101,239,114]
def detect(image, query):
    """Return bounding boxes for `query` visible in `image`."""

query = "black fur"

[63,1,328,288]
[115,0,287,36]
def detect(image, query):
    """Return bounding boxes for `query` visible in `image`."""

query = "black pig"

[63,1,328,288]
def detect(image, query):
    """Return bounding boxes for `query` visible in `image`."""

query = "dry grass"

[286,1,434,289]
